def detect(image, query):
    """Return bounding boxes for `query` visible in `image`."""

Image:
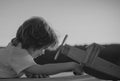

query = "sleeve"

[9,49,37,74]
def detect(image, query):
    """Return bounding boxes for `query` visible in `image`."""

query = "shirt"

[0,43,36,78]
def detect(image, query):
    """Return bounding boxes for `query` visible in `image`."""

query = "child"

[0,16,82,78]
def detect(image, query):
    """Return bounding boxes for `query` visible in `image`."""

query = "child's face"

[31,48,45,58]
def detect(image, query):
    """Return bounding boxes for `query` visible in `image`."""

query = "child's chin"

[33,55,41,58]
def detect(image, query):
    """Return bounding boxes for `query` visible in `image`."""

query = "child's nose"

[41,49,45,54]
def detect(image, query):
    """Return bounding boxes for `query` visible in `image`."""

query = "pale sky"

[0,0,120,46]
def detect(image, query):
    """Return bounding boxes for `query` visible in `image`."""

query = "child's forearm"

[24,62,77,75]
[41,62,76,75]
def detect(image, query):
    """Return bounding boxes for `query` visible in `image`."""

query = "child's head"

[12,16,58,50]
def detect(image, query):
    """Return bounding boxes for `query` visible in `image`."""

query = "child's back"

[0,46,18,78]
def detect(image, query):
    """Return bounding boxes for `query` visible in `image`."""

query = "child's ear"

[16,43,22,48]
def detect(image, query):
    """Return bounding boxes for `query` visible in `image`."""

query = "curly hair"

[12,16,58,50]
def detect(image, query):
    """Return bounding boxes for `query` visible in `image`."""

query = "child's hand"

[73,63,84,75]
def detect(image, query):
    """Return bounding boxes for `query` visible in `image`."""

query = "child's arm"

[23,62,81,75]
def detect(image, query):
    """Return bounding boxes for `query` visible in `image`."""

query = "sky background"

[0,0,120,46]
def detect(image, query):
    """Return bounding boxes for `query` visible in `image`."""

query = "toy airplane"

[53,34,120,80]
[60,44,120,80]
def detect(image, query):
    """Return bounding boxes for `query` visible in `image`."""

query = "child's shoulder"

[7,42,29,56]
